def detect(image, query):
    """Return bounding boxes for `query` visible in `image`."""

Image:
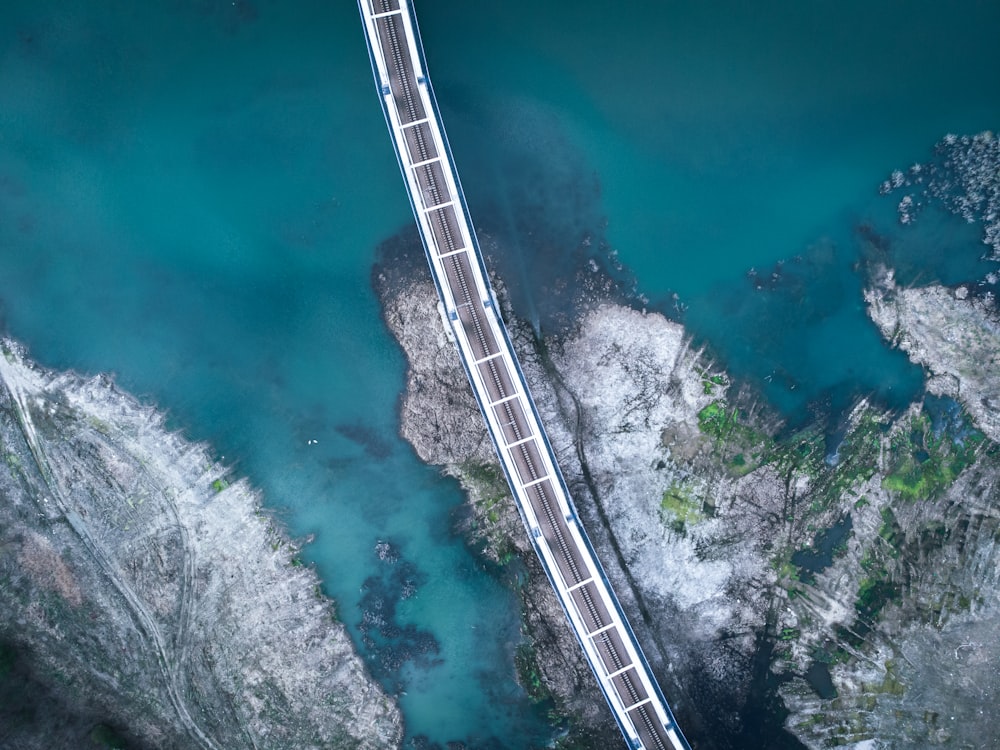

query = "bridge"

[358,2,692,748]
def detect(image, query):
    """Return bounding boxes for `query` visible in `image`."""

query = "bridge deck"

[359,2,692,748]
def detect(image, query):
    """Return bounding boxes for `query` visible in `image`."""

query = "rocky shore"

[0,340,402,750]
[866,269,1000,442]
[376,235,1000,748]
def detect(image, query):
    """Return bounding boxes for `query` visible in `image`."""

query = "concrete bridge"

[358,2,692,748]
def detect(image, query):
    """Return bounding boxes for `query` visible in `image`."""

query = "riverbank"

[0,340,402,750]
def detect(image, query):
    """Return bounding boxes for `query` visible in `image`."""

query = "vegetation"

[660,480,703,535]
[514,643,550,704]
[700,372,728,396]
[882,408,984,501]
[696,400,772,475]
[462,461,510,528]
[0,642,14,678]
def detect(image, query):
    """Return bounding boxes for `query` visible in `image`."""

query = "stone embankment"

[0,340,402,750]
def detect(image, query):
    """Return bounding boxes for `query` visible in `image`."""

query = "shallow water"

[2,1,1000,747]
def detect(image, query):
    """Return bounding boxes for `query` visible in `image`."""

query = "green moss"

[697,401,735,439]
[882,407,984,501]
[86,415,112,435]
[800,410,885,516]
[877,660,906,696]
[514,643,550,704]
[779,627,801,641]
[696,399,772,475]
[855,571,899,622]
[877,506,904,558]
[211,478,229,493]
[496,539,516,566]
[462,460,505,487]
[660,481,704,534]
[775,558,800,582]
[697,371,728,396]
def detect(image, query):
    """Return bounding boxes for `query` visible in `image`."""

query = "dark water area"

[792,516,854,584]
[2,0,1000,748]
[804,662,838,701]
[359,542,441,695]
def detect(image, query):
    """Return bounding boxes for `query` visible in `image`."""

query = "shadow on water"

[437,84,641,336]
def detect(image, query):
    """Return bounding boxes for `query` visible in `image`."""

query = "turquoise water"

[0,2,547,746]
[2,1,999,748]
[421,0,1000,420]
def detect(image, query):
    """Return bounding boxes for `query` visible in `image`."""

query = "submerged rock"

[881,130,1000,261]
[0,340,402,750]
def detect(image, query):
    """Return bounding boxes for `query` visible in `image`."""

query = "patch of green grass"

[882,408,984,501]
[696,400,772,474]
[660,481,704,534]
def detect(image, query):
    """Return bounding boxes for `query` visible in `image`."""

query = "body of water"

[2,1,999,748]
